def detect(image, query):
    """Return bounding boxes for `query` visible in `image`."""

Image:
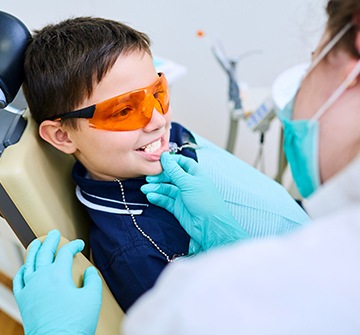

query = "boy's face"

[64,51,172,180]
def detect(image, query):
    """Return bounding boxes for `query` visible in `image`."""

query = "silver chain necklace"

[114,178,172,263]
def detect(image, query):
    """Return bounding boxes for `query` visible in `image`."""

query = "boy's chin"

[146,162,164,176]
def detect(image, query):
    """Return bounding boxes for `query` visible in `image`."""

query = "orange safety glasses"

[48,73,170,131]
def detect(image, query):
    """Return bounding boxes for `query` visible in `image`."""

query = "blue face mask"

[278,22,360,198]
[278,100,320,198]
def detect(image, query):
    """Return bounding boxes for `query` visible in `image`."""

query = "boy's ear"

[39,120,77,154]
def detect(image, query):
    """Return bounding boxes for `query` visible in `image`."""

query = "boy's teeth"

[143,139,161,153]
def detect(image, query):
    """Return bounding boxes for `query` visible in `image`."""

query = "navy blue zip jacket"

[72,122,197,312]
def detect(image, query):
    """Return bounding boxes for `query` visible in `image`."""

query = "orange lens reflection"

[89,73,169,131]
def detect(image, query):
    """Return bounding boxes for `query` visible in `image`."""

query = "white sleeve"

[123,208,360,335]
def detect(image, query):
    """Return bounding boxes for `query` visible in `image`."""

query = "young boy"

[22,17,309,312]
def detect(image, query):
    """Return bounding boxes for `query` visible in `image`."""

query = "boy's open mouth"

[136,139,162,153]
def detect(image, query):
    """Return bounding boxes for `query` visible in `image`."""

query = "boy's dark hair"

[22,16,152,127]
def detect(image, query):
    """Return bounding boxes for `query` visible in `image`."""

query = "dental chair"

[0,11,124,335]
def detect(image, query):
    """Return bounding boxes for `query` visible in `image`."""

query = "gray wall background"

[2,0,327,178]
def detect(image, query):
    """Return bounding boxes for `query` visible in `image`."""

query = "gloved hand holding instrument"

[141,152,249,255]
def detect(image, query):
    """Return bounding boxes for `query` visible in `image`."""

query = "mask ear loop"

[308,22,353,73]
[293,23,354,107]
[310,59,360,123]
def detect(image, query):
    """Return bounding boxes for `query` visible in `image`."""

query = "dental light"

[0,11,31,109]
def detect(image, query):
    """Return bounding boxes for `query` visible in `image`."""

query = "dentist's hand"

[13,229,102,335]
[141,152,249,254]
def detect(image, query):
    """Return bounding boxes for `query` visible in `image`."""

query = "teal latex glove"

[141,152,249,254]
[13,229,102,335]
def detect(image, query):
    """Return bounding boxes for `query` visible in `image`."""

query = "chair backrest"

[0,109,125,334]
[0,109,91,254]
[0,10,124,334]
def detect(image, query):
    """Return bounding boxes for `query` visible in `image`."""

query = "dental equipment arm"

[141,152,249,254]
[211,39,244,153]
[13,230,102,335]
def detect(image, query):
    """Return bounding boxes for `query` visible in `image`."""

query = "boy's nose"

[143,107,167,132]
